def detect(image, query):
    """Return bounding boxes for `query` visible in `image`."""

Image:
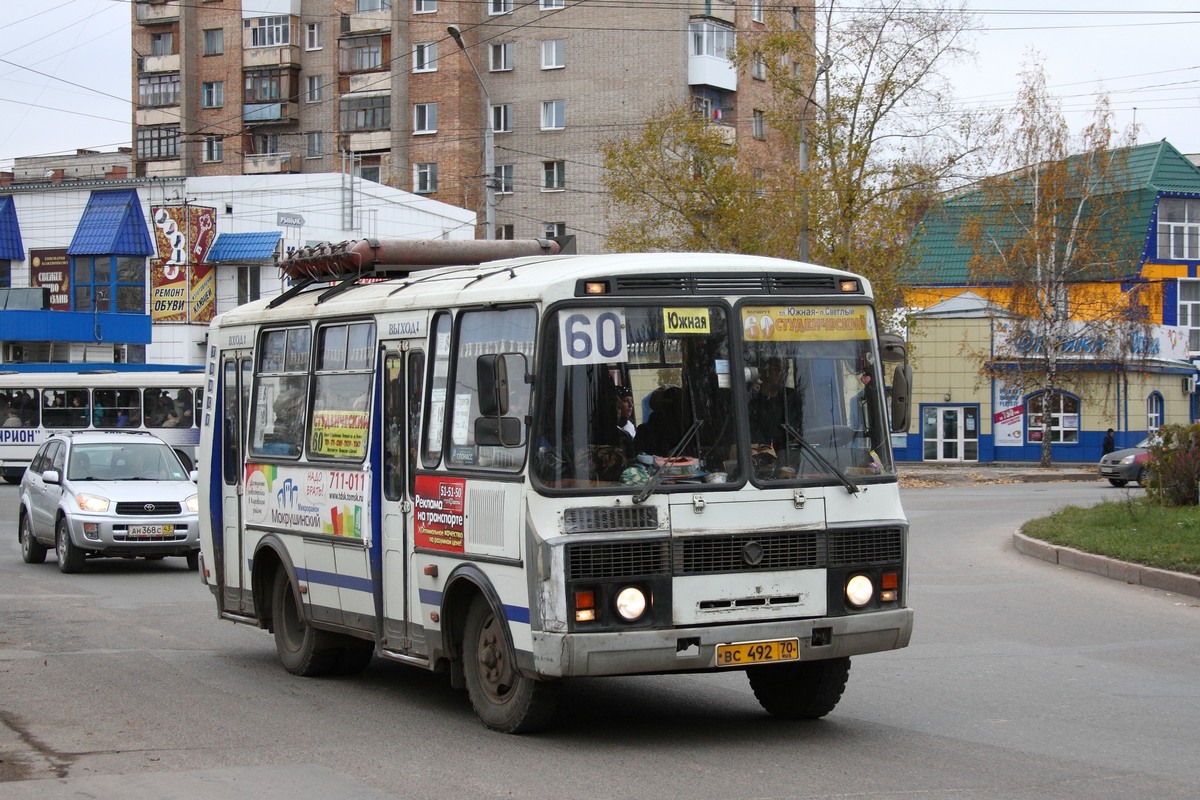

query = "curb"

[1012,531,1200,598]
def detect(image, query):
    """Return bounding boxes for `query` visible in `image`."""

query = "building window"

[203,28,224,56]
[201,81,224,109]
[540,0,564,7]
[490,0,513,15]
[1147,392,1164,435]
[138,74,180,107]
[751,0,763,23]
[359,165,382,182]
[136,126,179,160]
[1178,279,1200,351]
[542,160,565,190]
[306,132,326,158]
[496,224,514,240]
[541,100,565,130]
[541,39,565,69]
[0,260,10,288]
[245,16,290,48]
[413,42,437,72]
[1026,391,1080,444]
[414,0,437,13]
[753,167,766,198]
[689,20,734,61]
[305,22,322,50]
[356,0,391,10]
[495,164,514,194]
[237,266,261,306]
[244,69,288,102]
[413,103,437,134]
[491,103,512,133]
[752,52,766,80]
[1157,197,1200,260]
[340,35,385,72]
[544,222,566,238]
[306,75,324,103]
[752,109,765,139]
[150,32,174,56]
[489,42,513,72]
[250,133,281,155]
[414,163,438,194]
[202,136,224,163]
[340,95,390,131]
[72,256,145,314]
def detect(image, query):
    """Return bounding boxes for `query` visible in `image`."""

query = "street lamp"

[798,53,831,263]
[447,24,496,240]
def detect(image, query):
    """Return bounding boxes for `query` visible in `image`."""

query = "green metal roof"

[904,140,1200,287]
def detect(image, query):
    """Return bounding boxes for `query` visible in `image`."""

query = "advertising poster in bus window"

[310,409,369,458]
[243,462,368,539]
[30,248,71,311]
[150,205,217,324]
[414,474,466,553]
[741,306,872,341]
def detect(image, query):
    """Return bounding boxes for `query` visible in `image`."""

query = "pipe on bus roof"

[280,237,567,281]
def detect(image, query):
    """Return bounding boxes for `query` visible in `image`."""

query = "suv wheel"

[56,518,85,574]
[20,514,47,564]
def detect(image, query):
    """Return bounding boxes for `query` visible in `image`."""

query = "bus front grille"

[564,506,658,534]
[673,531,822,574]
[565,539,670,580]
[827,528,904,566]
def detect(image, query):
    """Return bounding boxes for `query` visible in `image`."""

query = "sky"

[1,1,1200,171]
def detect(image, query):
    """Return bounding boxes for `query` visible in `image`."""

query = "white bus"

[0,368,204,482]
[197,239,914,732]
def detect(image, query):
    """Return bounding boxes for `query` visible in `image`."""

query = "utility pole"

[448,25,496,240]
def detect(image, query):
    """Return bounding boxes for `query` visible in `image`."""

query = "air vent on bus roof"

[598,273,843,297]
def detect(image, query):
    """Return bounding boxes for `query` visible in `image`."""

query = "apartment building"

[131,0,797,251]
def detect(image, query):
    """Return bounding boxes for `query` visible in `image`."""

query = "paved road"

[1,480,1197,800]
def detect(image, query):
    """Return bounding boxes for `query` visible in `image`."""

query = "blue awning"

[206,231,281,263]
[0,196,24,260]
[68,189,154,256]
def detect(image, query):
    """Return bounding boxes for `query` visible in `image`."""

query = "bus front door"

[380,347,422,654]
[220,355,254,614]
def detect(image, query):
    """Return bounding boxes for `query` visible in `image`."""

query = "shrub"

[1146,423,1200,507]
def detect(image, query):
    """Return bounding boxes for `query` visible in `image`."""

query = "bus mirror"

[475,416,523,447]
[890,363,912,433]
[477,354,510,416]
[879,333,907,363]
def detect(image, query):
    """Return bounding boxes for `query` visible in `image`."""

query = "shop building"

[899,140,1200,463]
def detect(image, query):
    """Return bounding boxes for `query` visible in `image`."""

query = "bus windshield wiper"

[782,423,859,495]
[633,419,703,505]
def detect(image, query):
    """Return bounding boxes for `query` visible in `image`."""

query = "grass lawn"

[1022,499,1200,576]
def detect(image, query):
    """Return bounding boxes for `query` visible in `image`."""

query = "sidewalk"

[898,461,1097,487]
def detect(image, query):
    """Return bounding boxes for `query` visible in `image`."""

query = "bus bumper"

[529,607,914,678]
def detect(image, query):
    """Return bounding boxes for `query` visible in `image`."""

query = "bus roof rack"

[277,236,575,285]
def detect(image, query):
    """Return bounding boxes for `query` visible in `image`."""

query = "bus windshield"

[532,302,895,491]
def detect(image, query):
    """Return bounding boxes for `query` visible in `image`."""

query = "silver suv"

[18,430,200,573]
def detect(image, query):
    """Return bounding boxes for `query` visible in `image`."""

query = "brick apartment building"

[131,0,800,250]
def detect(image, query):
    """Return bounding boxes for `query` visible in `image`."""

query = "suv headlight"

[75,493,111,513]
[185,494,199,513]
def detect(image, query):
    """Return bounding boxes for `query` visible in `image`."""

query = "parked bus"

[0,368,204,482]
[197,239,915,732]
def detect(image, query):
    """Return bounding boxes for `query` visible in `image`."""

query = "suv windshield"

[531,302,895,492]
[69,443,188,481]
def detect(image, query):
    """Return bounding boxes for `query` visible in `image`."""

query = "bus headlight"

[615,586,647,621]
[845,574,874,608]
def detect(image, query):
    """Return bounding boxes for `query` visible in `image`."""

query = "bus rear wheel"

[747,656,851,719]
[462,597,558,733]
[272,570,339,677]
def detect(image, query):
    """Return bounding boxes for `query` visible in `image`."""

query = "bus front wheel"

[462,597,558,733]
[271,570,339,677]
[747,656,851,719]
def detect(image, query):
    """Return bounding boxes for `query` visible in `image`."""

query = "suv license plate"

[128,525,171,538]
[715,638,799,667]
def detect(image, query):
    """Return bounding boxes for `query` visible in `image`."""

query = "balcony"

[140,53,180,74]
[134,0,181,24]
[689,54,737,92]
[347,10,391,33]
[244,102,299,125]
[244,44,302,69]
[244,153,294,175]
[346,72,391,94]
[136,107,181,127]
[142,159,183,178]
[344,130,391,152]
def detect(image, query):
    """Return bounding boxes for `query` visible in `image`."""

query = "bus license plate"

[128,525,171,538]
[715,638,799,667]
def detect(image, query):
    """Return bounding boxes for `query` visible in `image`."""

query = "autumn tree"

[601,0,991,313]
[961,62,1146,467]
